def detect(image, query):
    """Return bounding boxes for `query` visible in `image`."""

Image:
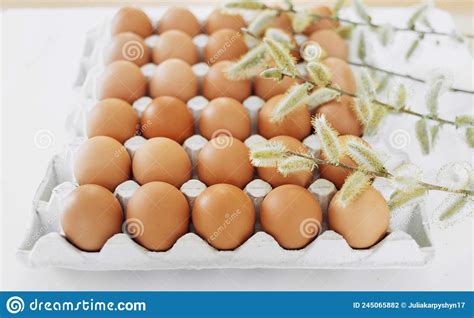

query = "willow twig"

[287,151,474,196]
[264,4,474,40]
[347,60,474,95]
[244,29,465,127]
[244,25,474,95]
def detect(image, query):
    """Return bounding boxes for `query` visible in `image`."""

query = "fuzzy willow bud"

[225,1,268,11]
[306,62,332,87]
[225,44,269,80]
[263,37,298,77]
[271,83,313,122]
[277,155,316,177]
[338,171,371,207]
[260,67,284,81]
[312,115,341,164]
[249,141,288,167]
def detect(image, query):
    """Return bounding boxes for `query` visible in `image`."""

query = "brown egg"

[258,94,312,140]
[158,7,201,37]
[97,60,147,104]
[328,186,390,249]
[260,184,323,249]
[126,181,189,251]
[309,29,348,60]
[303,6,339,35]
[268,12,293,33]
[322,57,356,94]
[192,184,255,250]
[87,98,139,144]
[258,136,313,188]
[197,136,254,188]
[132,137,191,187]
[315,96,362,136]
[141,96,194,144]
[111,6,153,38]
[199,97,251,141]
[74,136,131,191]
[254,75,300,100]
[149,59,198,102]
[205,9,246,34]
[152,30,198,65]
[319,135,368,189]
[62,184,123,252]
[203,61,251,102]
[104,32,150,67]
[204,28,248,65]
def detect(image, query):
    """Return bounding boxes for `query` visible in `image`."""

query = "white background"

[1,6,473,290]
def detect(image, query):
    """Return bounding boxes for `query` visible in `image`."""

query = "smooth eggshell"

[303,6,339,35]
[328,186,390,249]
[87,98,139,144]
[97,60,147,104]
[62,184,123,252]
[132,137,191,187]
[149,58,198,102]
[204,28,248,65]
[111,7,153,38]
[197,136,254,188]
[268,12,293,34]
[74,136,131,191]
[126,181,190,251]
[205,9,246,34]
[323,57,356,94]
[141,96,194,144]
[315,95,363,137]
[199,97,251,141]
[309,29,348,60]
[258,94,312,140]
[257,136,314,188]
[192,184,255,250]
[104,32,150,67]
[260,185,323,249]
[202,61,251,102]
[319,135,368,189]
[254,75,300,101]
[158,7,201,37]
[152,30,198,65]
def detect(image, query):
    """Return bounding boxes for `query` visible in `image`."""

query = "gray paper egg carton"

[18,6,434,270]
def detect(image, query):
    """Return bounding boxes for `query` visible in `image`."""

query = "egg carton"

[19,6,438,269]
[18,101,435,270]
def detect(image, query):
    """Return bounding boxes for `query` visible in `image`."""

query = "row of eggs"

[109,6,343,45]
[106,12,348,67]
[95,57,362,142]
[86,96,362,189]
[68,132,389,253]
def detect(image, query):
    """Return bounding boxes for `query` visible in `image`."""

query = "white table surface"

[1,7,472,291]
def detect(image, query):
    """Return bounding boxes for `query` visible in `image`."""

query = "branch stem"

[347,61,474,95]
[287,151,474,196]
[291,73,459,127]
[246,28,473,95]
[277,6,474,40]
